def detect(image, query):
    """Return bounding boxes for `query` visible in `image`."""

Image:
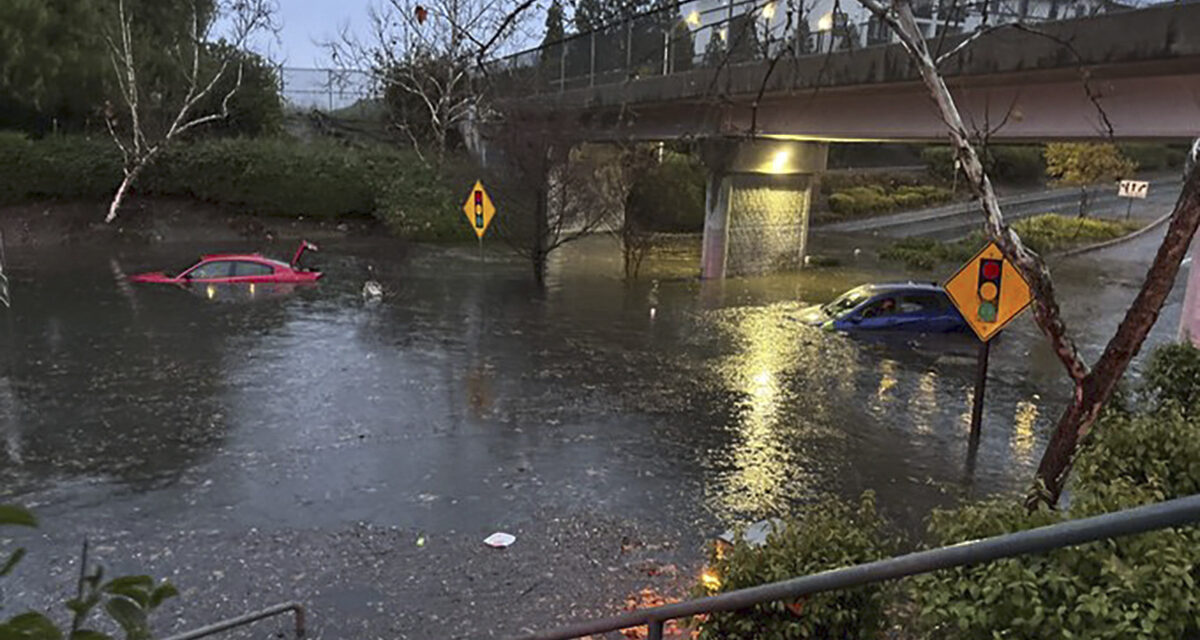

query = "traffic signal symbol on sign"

[943,242,1033,342]
[977,258,1002,323]
[462,181,496,239]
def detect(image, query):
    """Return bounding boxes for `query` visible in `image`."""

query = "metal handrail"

[161,601,306,640]
[510,493,1200,640]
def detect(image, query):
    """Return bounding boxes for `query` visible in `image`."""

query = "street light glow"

[762,2,775,19]
[770,149,790,173]
[817,11,834,30]
[686,9,701,26]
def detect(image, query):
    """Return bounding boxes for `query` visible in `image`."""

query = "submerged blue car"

[797,282,968,333]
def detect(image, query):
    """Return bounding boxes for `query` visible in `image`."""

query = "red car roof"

[200,253,268,260]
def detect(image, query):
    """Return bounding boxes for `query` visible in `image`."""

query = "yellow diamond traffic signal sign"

[462,180,496,239]
[943,241,1032,342]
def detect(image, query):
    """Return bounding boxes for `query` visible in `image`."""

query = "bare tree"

[328,0,534,165]
[612,145,666,281]
[487,110,630,284]
[103,0,277,223]
[856,0,1200,508]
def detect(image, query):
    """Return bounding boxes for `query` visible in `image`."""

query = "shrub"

[0,134,472,240]
[825,182,952,217]
[694,492,892,639]
[881,214,1139,269]
[921,146,956,181]
[989,146,1046,183]
[922,145,1045,183]
[1140,342,1200,414]
[1120,144,1189,172]
[0,132,122,204]
[373,163,467,241]
[879,236,976,270]
[913,342,1200,639]
[627,151,705,232]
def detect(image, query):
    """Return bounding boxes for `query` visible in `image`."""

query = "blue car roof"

[857,282,946,294]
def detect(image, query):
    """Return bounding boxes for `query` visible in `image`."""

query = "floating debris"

[483,532,516,548]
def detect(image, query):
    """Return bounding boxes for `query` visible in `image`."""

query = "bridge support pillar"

[700,140,827,279]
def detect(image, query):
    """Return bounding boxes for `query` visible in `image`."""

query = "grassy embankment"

[881,214,1142,269]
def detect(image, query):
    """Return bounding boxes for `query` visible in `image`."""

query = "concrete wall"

[701,140,827,279]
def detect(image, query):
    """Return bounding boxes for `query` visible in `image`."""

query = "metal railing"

[482,0,1165,99]
[509,493,1200,640]
[162,602,306,640]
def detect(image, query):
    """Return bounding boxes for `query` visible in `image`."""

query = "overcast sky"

[274,0,376,68]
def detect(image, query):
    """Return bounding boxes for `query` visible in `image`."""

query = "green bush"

[0,132,122,204]
[989,146,1046,183]
[819,171,931,195]
[825,182,952,217]
[1120,144,1189,172]
[921,146,956,181]
[694,492,892,639]
[913,342,1200,639]
[627,151,705,232]
[879,236,976,270]
[989,214,1140,254]
[0,133,471,240]
[1140,342,1200,415]
[922,145,1045,183]
[373,164,467,241]
[881,214,1139,269]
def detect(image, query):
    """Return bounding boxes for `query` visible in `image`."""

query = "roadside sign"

[1118,179,1149,199]
[943,242,1033,342]
[462,180,496,239]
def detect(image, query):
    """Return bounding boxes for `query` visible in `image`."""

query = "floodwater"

[0,226,1190,634]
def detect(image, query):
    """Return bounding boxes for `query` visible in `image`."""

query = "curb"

[1055,211,1175,258]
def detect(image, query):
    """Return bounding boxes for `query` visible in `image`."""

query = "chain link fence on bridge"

[279,67,376,113]
[483,0,1177,98]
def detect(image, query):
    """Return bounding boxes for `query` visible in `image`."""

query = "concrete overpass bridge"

[484,2,1200,278]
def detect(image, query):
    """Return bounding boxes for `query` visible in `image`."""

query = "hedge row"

[0,132,472,241]
[880,213,1140,269]
[826,183,953,217]
[922,145,1047,183]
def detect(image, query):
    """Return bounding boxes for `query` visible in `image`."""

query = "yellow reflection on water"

[1011,400,1039,461]
[875,359,898,404]
[908,370,939,435]
[709,304,857,518]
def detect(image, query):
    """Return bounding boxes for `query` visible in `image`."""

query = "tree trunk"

[532,181,549,287]
[105,161,149,224]
[1030,165,1200,508]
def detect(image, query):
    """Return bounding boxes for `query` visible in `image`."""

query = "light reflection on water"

[1011,400,1039,464]
[1,232,1187,539]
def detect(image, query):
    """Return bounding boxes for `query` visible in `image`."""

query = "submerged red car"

[130,241,322,285]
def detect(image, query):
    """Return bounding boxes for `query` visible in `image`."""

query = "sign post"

[1118,179,1149,221]
[944,242,1034,443]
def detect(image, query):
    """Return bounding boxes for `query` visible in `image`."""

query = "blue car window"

[899,293,944,315]
[859,296,898,318]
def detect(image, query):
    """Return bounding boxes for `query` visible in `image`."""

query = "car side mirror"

[848,314,862,324]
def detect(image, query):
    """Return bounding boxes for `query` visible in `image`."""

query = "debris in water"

[483,532,516,548]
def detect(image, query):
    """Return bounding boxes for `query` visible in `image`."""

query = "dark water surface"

[0,229,1189,632]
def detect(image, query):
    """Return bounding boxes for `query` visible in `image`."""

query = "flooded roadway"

[0,224,1190,637]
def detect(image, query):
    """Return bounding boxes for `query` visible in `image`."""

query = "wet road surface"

[0,219,1191,637]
